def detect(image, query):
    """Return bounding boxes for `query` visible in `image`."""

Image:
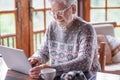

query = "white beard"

[56,16,74,29]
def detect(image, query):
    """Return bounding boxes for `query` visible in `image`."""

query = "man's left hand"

[29,64,50,79]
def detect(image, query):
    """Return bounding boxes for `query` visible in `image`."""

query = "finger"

[28,58,38,66]
[32,58,39,64]
[30,68,40,74]
[28,57,31,61]
[29,73,40,79]
[29,70,40,79]
[30,71,40,75]
[30,66,41,73]
[28,58,34,64]
[34,62,40,66]
[29,71,40,78]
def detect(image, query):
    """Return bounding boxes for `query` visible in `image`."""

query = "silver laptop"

[0,46,32,74]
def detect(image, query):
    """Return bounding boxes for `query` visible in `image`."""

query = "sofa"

[92,23,120,75]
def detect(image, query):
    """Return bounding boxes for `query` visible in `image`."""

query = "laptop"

[0,46,32,74]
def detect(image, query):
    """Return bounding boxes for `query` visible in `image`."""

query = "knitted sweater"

[33,16,101,79]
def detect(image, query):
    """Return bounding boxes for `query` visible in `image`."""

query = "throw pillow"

[106,35,120,63]
[112,51,120,63]
[97,35,112,65]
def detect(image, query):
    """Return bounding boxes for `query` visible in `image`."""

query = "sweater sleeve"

[32,27,50,64]
[51,24,98,76]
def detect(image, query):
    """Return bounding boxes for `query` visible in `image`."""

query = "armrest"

[98,42,106,72]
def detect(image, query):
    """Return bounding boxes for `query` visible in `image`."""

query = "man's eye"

[58,11,62,15]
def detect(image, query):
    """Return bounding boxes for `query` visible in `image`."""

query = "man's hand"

[28,57,41,67]
[29,64,50,79]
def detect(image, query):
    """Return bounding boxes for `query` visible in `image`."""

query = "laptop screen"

[0,46,32,74]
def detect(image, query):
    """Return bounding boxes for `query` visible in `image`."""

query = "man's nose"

[53,13,62,19]
[53,13,59,19]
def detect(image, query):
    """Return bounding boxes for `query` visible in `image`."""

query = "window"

[0,0,32,57]
[90,0,120,27]
[0,0,80,57]
[0,0,54,56]
[30,0,53,52]
[0,0,17,48]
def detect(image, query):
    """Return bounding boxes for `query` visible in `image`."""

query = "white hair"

[48,0,77,6]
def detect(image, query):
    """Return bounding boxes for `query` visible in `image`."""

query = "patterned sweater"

[33,16,101,79]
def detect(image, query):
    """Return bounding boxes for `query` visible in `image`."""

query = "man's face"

[50,1,73,28]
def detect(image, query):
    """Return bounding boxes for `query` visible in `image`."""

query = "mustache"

[56,19,64,22]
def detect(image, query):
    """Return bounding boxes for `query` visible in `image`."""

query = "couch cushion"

[94,24,115,36]
[112,52,120,63]
[106,35,120,63]
[97,35,112,64]
[105,63,120,71]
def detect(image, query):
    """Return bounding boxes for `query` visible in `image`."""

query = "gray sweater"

[33,16,101,79]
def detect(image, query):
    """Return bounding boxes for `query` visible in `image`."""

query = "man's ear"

[72,4,76,14]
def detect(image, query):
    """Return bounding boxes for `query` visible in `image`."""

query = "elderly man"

[28,0,101,79]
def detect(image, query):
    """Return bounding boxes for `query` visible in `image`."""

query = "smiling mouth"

[56,19,64,22]
[59,20,65,23]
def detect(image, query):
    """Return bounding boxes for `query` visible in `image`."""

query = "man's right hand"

[28,57,41,67]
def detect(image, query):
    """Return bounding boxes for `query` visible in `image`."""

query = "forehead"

[50,1,68,10]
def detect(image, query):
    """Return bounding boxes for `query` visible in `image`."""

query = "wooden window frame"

[87,0,120,27]
[0,0,89,57]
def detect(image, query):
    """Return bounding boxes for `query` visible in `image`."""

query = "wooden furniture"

[93,22,120,75]
[92,21,117,28]
[98,42,106,72]
[6,70,33,80]
[6,70,120,80]
[96,72,120,80]
[6,70,60,80]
